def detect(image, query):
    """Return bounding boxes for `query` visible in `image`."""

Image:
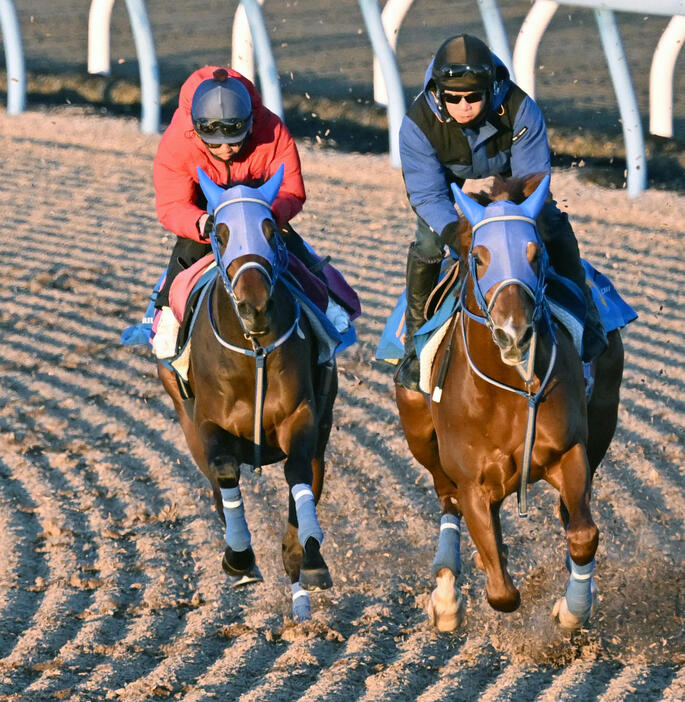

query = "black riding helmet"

[191,68,253,145]
[430,34,495,123]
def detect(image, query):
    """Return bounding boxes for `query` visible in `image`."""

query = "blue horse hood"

[422,50,511,118]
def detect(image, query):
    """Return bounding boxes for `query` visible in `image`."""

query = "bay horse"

[158,165,337,621]
[396,174,624,631]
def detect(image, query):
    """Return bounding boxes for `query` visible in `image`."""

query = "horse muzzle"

[237,298,273,336]
[492,323,534,366]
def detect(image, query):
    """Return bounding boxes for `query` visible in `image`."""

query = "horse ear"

[519,173,550,220]
[258,164,285,205]
[450,182,486,226]
[196,167,224,213]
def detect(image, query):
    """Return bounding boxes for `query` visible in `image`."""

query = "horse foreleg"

[460,489,520,612]
[202,424,263,587]
[547,443,599,629]
[278,408,332,593]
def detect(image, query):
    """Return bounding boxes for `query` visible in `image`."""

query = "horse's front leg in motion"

[203,424,263,587]
[548,444,599,630]
[460,488,520,612]
[279,411,332,599]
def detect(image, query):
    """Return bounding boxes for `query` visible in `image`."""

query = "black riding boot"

[394,244,442,392]
[538,203,608,361]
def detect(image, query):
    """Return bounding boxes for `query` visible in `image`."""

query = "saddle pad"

[170,254,216,324]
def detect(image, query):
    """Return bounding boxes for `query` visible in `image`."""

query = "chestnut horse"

[396,174,624,631]
[158,166,337,621]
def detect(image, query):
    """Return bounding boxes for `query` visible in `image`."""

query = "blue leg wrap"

[291,483,324,547]
[291,582,311,622]
[220,486,251,552]
[565,556,595,619]
[431,514,462,579]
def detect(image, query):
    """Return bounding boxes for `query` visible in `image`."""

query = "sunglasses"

[442,91,484,105]
[193,117,249,137]
[205,139,245,150]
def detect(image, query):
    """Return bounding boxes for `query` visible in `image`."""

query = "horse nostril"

[237,301,252,319]
[493,328,511,348]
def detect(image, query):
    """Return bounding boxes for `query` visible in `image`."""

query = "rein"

[460,213,557,517]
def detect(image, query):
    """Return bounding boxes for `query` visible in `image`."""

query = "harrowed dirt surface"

[0,109,683,701]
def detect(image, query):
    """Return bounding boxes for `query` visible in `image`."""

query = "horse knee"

[210,455,240,488]
[567,523,598,565]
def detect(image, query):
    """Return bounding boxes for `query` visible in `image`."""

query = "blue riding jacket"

[399,51,551,237]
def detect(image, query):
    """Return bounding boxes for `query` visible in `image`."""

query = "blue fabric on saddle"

[375,258,637,361]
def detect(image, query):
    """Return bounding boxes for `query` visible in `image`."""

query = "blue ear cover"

[450,182,486,226]
[258,163,285,205]
[196,166,225,213]
[520,173,551,220]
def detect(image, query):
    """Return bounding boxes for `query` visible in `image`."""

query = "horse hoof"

[300,537,333,591]
[553,592,598,631]
[221,547,264,589]
[300,566,332,591]
[427,568,464,632]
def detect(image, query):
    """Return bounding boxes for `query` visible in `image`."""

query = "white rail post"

[238,0,283,119]
[373,0,414,107]
[513,0,559,98]
[124,0,160,134]
[649,15,685,138]
[594,8,647,197]
[476,0,515,78]
[0,0,26,114]
[88,0,116,75]
[232,0,264,82]
[359,0,406,167]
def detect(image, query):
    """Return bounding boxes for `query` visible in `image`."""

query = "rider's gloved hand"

[440,220,460,249]
[198,213,214,240]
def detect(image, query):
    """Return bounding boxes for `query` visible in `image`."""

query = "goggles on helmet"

[193,118,250,138]
[435,63,493,84]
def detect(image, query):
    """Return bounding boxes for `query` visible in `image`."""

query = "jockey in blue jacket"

[395,34,607,392]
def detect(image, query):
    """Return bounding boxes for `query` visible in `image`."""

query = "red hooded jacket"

[153,66,305,242]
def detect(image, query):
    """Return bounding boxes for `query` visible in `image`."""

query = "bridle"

[206,200,300,472]
[459,213,557,517]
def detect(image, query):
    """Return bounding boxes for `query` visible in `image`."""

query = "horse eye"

[216,222,230,245]
[262,219,275,242]
[473,253,482,266]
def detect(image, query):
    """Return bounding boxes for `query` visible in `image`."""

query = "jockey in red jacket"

[152,66,309,359]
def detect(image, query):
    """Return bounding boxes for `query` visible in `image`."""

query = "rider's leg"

[395,218,443,392]
[153,237,211,359]
[537,199,608,361]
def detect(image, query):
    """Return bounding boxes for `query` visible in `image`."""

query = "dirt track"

[0,109,683,701]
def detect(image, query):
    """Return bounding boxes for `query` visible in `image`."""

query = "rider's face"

[204,138,246,162]
[443,90,485,124]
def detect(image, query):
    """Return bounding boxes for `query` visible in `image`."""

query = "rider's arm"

[509,95,551,178]
[399,115,459,236]
[265,117,306,226]
[153,122,208,243]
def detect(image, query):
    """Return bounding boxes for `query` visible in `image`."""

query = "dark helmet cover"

[191,69,253,144]
[431,34,494,92]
